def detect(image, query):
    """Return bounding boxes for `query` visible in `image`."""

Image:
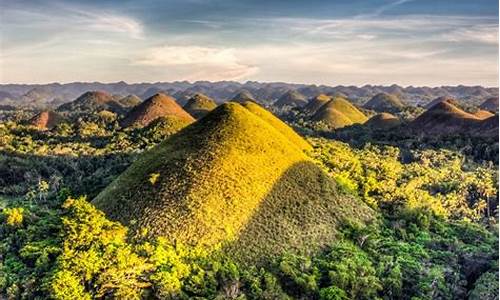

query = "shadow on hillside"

[318,124,499,164]
[224,160,373,267]
[0,150,135,199]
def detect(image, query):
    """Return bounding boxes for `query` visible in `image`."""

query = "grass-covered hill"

[425,96,458,109]
[364,112,401,129]
[474,109,494,120]
[93,101,372,264]
[116,94,142,108]
[231,89,257,103]
[480,96,499,112]
[27,110,64,130]
[302,94,332,115]
[363,92,405,113]
[410,100,482,135]
[273,90,308,108]
[56,91,126,114]
[182,93,218,119]
[120,93,194,128]
[312,96,368,129]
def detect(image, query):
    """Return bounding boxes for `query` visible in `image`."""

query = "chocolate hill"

[57,91,126,114]
[28,110,64,130]
[302,94,332,115]
[410,101,482,135]
[365,113,401,130]
[273,90,308,108]
[231,90,257,103]
[182,93,218,119]
[425,96,458,109]
[120,93,194,128]
[93,102,372,265]
[312,96,368,129]
[364,93,405,113]
[480,97,499,112]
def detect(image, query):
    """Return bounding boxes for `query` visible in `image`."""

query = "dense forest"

[0,89,498,300]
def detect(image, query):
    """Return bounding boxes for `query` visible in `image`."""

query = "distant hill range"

[1,81,497,109]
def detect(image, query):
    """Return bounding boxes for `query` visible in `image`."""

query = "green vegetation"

[0,100,497,299]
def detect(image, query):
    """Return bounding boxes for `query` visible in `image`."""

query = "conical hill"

[120,93,194,127]
[28,110,64,129]
[182,93,218,119]
[93,102,371,264]
[312,96,368,129]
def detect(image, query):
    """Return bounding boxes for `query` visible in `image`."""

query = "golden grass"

[312,96,368,129]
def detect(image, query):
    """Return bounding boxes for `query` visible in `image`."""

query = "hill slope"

[28,110,64,129]
[364,93,405,113]
[410,101,481,135]
[231,90,257,103]
[120,93,194,127]
[312,96,368,129]
[274,90,308,108]
[93,102,371,264]
[425,96,458,109]
[57,91,124,113]
[480,97,499,112]
[182,93,218,119]
[302,94,331,115]
[365,113,401,129]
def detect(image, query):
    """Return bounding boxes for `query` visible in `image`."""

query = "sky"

[0,0,498,86]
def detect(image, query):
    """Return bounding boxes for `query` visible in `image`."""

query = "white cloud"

[441,25,498,44]
[135,45,258,81]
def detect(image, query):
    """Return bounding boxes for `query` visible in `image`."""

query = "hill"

[120,93,194,128]
[365,113,401,129]
[182,93,218,119]
[425,96,458,109]
[302,94,332,115]
[28,110,64,129]
[312,96,368,129]
[93,102,371,265]
[57,91,125,114]
[410,101,481,135]
[231,89,257,103]
[117,94,142,108]
[364,93,405,113]
[479,97,499,112]
[273,90,308,108]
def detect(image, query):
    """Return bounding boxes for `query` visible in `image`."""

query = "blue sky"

[0,0,498,86]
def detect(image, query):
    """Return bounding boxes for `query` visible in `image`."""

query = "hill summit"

[182,93,217,119]
[302,94,332,115]
[365,112,401,129]
[274,90,308,108]
[57,91,125,113]
[312,96,368,129]
[120,93,194,127]
[231,89,257,103]
[364,93,405,113]
[93,101,371,264]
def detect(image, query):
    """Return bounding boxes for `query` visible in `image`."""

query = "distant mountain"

[302,94,331,115]
[28,110,64,130]
[364,93,405,113]
[93,101,371,264]
[480,97,499,112]
[120,93,194,127]
[365,113,401,130]
[182,93,217,119]
[312,96,368,129]
[273,90,308,108]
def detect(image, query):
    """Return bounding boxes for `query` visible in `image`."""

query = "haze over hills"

[0,81,497,109]
[93,101,372,264]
